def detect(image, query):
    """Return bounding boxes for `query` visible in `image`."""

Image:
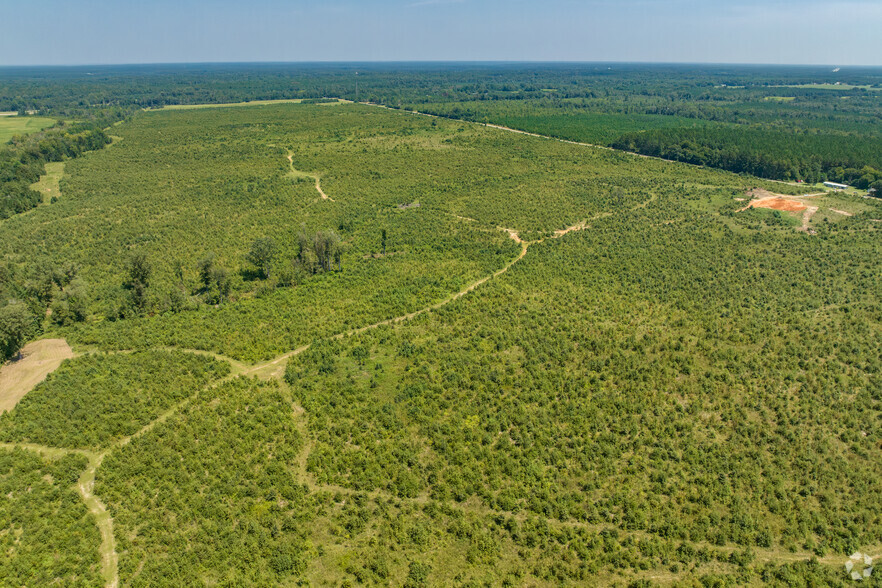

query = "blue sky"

[2,0,881,66]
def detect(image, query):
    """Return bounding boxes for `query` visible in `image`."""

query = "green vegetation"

[0,448,102,586]
[0,115,57,143]
[776,83,882,91]
[612,126,882,186]
[0,300,37,360]
[0,117,113,220]
[0,351,230,449]
[1,66,881,586]
[30,160,65,203]
[95,378,309,586]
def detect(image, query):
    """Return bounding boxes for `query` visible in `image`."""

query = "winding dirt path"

[0,442,117,586]
[0,211,596,587]
[78,452,118,588]
[286,151,334,201]
[800,205,819,232]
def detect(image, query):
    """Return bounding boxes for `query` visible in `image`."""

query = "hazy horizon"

[3,0,881,67]
[1,60,880,69]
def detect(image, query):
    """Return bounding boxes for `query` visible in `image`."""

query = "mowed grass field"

[0,115,57,142]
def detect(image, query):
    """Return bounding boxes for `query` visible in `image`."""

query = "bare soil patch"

[0,339,74,413]
[553,220,589,238]
[749,197,807,213]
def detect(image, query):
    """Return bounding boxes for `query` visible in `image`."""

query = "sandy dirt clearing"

[0,339,75,413]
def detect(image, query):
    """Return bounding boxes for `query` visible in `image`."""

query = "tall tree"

[0,301,36,361]
[314,230,341,272]
[247,238,277,279]
[125,252,151,311]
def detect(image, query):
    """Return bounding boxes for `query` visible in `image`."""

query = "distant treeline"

[4,62,882,189]
[3,63,882,116]
[612,127,882,188]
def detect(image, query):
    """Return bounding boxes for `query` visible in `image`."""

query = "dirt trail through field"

[0,339,75,413]
[235,216,604,380]
[801,206,819,231]
[286,151,333,201]
[0,440,117,587]
[0,197,613,587]
[78,452,118,588]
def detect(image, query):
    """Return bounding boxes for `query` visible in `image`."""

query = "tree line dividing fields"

[0,99,880,586]
[5,63,882,189]
[0,114,116,223]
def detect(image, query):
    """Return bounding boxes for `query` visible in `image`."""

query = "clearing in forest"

[741,188,819,212]
[738,187,871,231]
[155,98,345,110]
[0,339,74,413]
[30,161,65,203]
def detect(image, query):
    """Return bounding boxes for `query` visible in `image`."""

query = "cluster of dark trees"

[612,127,882,188]
[0,260,88,360]
[103,229,346,320]
[295,228,344,273]
[0,301,35,361]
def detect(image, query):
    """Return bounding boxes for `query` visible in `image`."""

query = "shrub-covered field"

[95,378,309,586]
[0,449,102,586]
[1,98,880,586]
[2,102,799,361]
[0,351,230,449]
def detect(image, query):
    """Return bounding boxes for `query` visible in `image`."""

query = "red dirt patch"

[749,197,807,213]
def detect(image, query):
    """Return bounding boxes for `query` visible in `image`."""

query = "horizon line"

[2,60,881,70]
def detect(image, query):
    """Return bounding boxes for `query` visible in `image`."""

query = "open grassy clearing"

[737,187,878,231]
[0,115,57,142]
[0,339,74,414]
[29,160,65,203]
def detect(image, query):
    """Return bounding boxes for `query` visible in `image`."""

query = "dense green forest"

[612,127,882,187]
[1,67,881,586]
